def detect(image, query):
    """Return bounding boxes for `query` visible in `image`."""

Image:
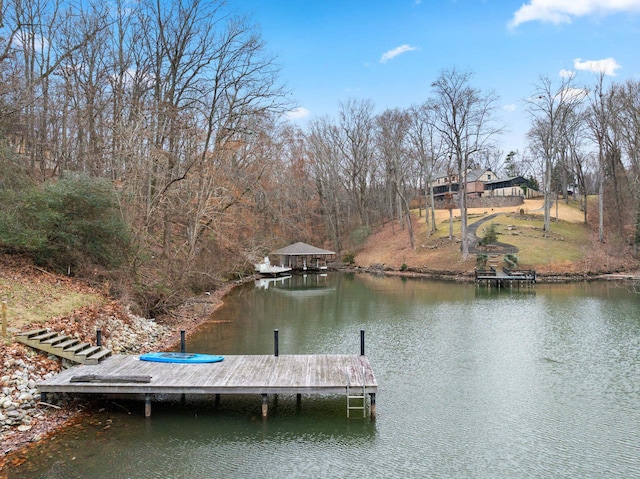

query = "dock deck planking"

[38,354,377,416]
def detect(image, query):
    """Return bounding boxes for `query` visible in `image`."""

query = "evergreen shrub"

[0,174,131,272]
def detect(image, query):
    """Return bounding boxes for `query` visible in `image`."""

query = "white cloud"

[13,32,49,52]
[503,104,517,112]
[509,0,640,28]
[561,87,589,101]
[573,57,621,76]
[559,69,575,79]
[285,107,310,120]
[380,44,418,63]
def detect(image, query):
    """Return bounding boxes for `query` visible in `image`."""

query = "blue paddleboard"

[139,352,224,364]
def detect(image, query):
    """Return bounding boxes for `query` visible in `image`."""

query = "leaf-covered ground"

[0,253,235,467]
[0,256,105,330]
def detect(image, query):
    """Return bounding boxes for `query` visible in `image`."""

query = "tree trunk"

[599,165,605,243]
[543,157,552,233]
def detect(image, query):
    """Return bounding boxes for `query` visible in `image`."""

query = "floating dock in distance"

[37,354,378,418]
[475,266,536,288]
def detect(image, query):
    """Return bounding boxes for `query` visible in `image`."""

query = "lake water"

[5,273,640,478]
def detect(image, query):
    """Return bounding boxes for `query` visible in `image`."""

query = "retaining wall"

[434,195,524,210]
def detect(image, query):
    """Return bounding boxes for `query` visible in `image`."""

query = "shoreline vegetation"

[0,266,241,469]
[2,200,640,470]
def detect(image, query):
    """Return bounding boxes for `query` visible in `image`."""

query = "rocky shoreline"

[352,264,640,283]
[0,280,241,467]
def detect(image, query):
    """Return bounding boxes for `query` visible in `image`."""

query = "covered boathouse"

[273,242,335,271]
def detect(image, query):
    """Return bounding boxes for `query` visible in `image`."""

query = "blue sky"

[236,0,640,155]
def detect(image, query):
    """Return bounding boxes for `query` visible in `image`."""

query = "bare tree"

[335,98,376,227]
[0,0,107,176]
[585,72,627,241]
[182,14,290,268]
[565,120,591,223]
[430,68,501,260]
[407,101,446,234]
[56,2,111,175]
[617,80,640,254]
[376,108,415,248]
[476,146,504,175]
[526,75,586,233]
[618,80,640,175]
[307,116,347,252]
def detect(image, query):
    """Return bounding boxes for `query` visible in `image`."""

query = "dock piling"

[180,330,186,353]
[274,329,279,357]
[370,393,376,419]
[145,394,151,417]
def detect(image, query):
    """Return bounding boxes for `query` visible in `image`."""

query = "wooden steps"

[487,254,502,268]
[15,329,112,365]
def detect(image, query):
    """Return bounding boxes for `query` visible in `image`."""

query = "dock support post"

[214,394,220,407]
[261,394,268,418]
[360,329,365,356]
[145,394,151,417]
[369,393,376,419]
[179,330,186,403]
[297,393,302,407]
[96,329,102,347]
[274,329,279,357]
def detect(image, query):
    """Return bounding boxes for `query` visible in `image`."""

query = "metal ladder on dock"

[346,366,367,418]
[15,328,112,365]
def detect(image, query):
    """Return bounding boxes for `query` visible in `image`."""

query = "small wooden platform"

[475,266,536,288]
[37,354,378,418]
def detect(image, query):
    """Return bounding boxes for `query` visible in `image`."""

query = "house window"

[487,174,491,180]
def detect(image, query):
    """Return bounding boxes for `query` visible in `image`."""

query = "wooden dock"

[475,266,536,288]
[37,354,378,418]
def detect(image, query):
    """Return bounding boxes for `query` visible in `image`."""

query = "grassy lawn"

[422,206,590,268]
[490,216,589,267]
[0,277,104,330]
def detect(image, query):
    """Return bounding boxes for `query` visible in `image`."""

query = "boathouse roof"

[273,242,335,256]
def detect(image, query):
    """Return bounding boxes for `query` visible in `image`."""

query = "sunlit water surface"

[6,273,640,478]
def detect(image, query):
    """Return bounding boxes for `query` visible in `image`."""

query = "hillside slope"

[0,254,235,462]
[355,199,639,277]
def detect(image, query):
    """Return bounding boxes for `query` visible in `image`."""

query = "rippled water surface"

[6,274,640,478]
